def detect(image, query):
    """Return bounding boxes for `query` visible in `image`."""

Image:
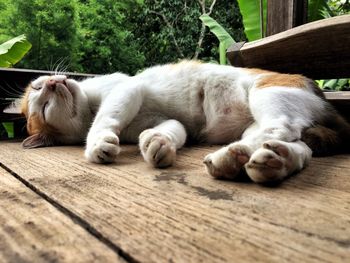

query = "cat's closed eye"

[32,85,42,90]
[42,102,48,120]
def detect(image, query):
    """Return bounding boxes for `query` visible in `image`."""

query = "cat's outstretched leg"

[245,140,311,183]
[85,81,143,163]
[139,119,187,168]
[204,126,312,182]
[203,143,252,179]
[204,84,321,182]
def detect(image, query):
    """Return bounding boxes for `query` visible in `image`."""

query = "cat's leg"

[245,140,312,183]
[204,123,312,182]
[139,119,187,168]
[85,82,143,163]
[203,123,258,180]
[205,87,317,182]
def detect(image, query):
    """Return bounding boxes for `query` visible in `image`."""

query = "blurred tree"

[76,0,145,74]
[0,0,245,73]
[2,0,80,71]
[130,0,245,66]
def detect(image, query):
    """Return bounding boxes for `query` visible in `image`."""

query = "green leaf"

[2,122,14,139]
[324,79,338,89]
[199,14,235,64]
[308,0,329,21]
[237,0,267,41]
[0,34,32,68]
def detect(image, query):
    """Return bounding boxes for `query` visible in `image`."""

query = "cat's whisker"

[0,83,23,98]
[54,57,70,75]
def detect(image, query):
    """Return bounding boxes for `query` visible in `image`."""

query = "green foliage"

[309,0,350,20]
[1,123,14,139]
[199,14,235,65]
[237,0,267,41]
[2,0,80,71]
[308,0,330,21]
[0,0,145,74]
[0,0,245,72]
[132,0,245,66]
[76,0,144,74]
[0,35,32,67]
[317,79,350,91]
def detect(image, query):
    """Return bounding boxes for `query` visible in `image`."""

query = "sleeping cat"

[6,60,350,183]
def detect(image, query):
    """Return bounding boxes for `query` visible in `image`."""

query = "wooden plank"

[266,0,308,36]
[227,15,350,79]
[324,91,350,100]
[1,142,350,262]
[0,166,124,262]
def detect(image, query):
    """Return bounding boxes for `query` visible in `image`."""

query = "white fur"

[24,61,326,183]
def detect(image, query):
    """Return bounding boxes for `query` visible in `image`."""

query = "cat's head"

[6,75,92,148]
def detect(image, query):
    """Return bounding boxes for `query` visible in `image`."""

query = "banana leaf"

[237,0,267,41]
[0,35,32,68]
[199,14,235,65]
[2,122,14,139]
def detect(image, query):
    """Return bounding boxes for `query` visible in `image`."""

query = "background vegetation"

[0,0,349,77]
[0,0,245,74]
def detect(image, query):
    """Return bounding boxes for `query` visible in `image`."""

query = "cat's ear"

[22,133,55,149]
[3,99,22,114]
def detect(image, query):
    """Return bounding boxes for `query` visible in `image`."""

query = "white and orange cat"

[6,61,350,183]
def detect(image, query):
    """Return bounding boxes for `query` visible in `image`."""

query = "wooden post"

[266,0,308,36]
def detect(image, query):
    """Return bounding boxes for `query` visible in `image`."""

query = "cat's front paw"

[204,143,252,179]
[139,129,176,168]
[245,140,292,183]
[85,130,120,163]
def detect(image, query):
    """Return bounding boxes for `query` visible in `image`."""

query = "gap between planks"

[0,162,138,263]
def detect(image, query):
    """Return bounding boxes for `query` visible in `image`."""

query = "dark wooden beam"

[266,0,308,36]
[227,15,350,79]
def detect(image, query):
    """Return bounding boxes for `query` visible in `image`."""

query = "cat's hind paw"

[139,129,176,168]
[85,130,120,163]
[245,140,292,183]
[204,143,251,179]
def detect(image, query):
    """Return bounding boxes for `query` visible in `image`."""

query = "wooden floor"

[0,141,350,263]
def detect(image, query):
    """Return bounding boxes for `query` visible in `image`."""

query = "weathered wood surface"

[227,15,350,79]
[266,0,308,36]
[0,166,123,262]
[0,142,349,262]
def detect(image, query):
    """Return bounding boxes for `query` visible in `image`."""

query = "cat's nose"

[46,79,57,91]
[46,78,66,91]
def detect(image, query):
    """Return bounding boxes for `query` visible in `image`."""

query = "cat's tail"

[301,110,350,156]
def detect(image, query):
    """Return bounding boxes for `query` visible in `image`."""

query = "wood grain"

[0,142,350,262]
[227,15,350,79]
[0,166,124,263]
[266,0,308,36]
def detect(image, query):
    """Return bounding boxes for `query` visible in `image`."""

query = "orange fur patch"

[20,85,31,117]
[256,73,306,89]
[27,113,57,136]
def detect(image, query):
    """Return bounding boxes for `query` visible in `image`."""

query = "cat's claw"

[139,129,176,168]
[85,130,120,163]
[204,143,251,179]
[245,140,292,183]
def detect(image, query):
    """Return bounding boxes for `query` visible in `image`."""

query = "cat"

[5,60,350,183]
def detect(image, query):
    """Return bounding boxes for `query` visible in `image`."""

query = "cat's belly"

[202,102,254,144]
